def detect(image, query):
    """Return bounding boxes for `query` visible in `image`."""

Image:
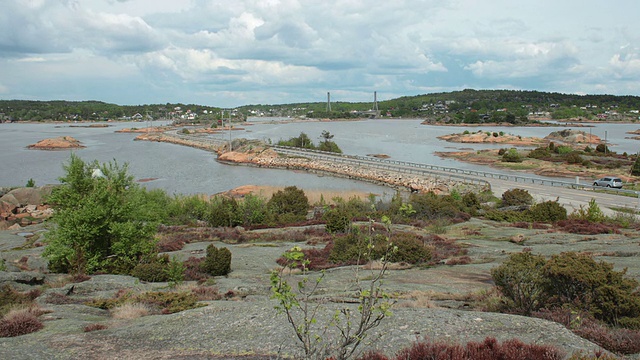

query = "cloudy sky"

[1,0,639,107]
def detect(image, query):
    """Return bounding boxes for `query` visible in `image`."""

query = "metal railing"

[164,132,639,197]
[273,146,491,188]
[273,145,640,196]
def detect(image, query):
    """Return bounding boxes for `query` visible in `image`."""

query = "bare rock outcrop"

[27,136,85,150]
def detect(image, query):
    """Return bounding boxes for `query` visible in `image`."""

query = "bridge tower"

[373,91,378,111]
[326,92,331,112]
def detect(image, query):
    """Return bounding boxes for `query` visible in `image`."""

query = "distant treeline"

[2,89,640,122]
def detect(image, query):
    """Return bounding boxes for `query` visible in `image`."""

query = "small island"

[27,136,85,150]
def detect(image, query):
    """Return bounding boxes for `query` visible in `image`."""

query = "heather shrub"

[556,219,620,235]
[491,252,548,315]
[389,337,564,360]
[200,244,232,276]
[83,323,108,332]
[529,200,567,222]
[501,188,533,207]
[0,307,44,337]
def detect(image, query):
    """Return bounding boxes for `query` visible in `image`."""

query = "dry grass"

[395,290,437,309]
[225,185,378,205]
[110,303,151,320]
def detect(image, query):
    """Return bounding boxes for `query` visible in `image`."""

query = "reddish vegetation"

[83,323,108,332]
[535,309,640,355]
[0,309,44,338]
[357,337,564,360]
[555,219,621,235]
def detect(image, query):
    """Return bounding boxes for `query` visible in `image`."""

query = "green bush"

[409,192,468,221]
[565,151,583,164]
[268,186,309,221]
[491,252,547,315]
[200,244,232,276]
[631,156,640,176]
[131,260,170,282]
[493,251,640,328]
[207,196,242,227]
[329,231,369,264]
[388,233,431,264]
[497,148,507,156]
[500,188,533,207]
[529,200,567,222]
[543,252,640,327]
[25,178,35,188]
[501,148,523,163]
[527,147,551,160]
[43,155,158,274]
[323,208,351,234]
[596,143,609,153]
[555,145,573,154]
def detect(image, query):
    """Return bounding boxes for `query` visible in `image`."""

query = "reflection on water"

[1,120,638,194]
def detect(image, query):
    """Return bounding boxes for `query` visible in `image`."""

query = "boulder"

[6,186,50,206]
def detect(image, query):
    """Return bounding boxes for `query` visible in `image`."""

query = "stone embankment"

[133,132,222,152]
[219,144,467,194]
[132,131,476,194]
[0,187,54,230]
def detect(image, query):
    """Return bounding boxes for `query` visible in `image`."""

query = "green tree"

[268,186,310,221]
[631,155,640,176]
[43,155,158,274]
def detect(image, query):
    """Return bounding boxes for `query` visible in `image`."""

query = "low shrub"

[83,323,108,332]
[323,207,352,234]
[502,148,523,163]
[543,252,640,327]
[445,256,472,265]
[88,290,204,314]
[363,337,565,360]
[0,307,44,337]
[131,261,170,282]
[191,286,222,301]
[0,285,41,317]
[556,219,620,235]
[200,244,232,276]
[501,188,533,207]
[529,200,567,222]
[492,252,547,315]
[527,147,552,160]
[565,152,583,164]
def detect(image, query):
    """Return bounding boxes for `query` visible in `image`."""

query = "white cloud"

[1,0,640,106]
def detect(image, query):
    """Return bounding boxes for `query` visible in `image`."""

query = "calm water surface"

[1,120,638,195]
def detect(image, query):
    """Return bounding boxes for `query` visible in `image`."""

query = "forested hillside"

[2,89,640,123]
